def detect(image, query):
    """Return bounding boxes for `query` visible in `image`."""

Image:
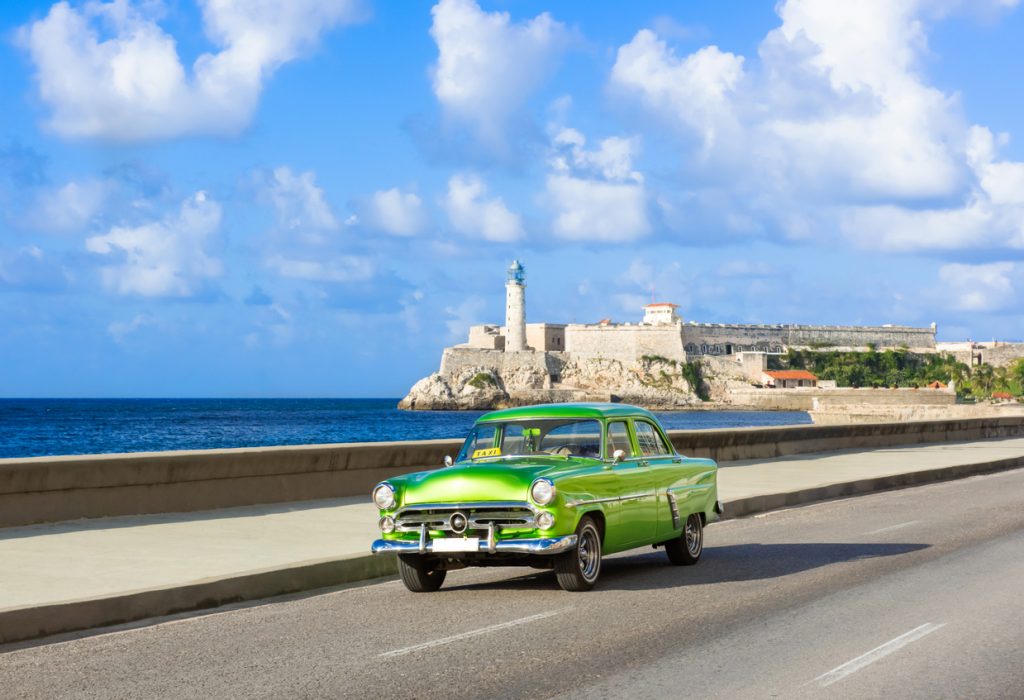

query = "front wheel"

[555,517,602,591]
[665,513,703,566]
[397,555,447,592]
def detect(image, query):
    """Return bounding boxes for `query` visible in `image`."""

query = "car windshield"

[457,419,603,462]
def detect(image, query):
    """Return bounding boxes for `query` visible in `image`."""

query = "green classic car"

[371,403,721,592]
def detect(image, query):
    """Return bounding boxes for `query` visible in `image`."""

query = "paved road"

[3,470,1023,699]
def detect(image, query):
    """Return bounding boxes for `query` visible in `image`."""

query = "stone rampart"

[979,344,1024,368]
[2,416,1023,527]
[682,323,935,355]
[564,325,686,362]
[726,387,957,411]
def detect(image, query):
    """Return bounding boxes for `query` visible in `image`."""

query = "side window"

[635,421,670,457]
[458,424,497,461]
[502,424,525,454]
[606,421,634,459]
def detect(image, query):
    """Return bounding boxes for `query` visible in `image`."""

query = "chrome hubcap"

[685,516,702,556]
[577,528,600,581]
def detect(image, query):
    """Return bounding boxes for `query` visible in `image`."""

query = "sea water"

[0,398,812,459]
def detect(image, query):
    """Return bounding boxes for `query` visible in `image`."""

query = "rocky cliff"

[398,348,704,410]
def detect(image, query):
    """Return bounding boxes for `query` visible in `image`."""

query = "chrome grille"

[395,501,537,532]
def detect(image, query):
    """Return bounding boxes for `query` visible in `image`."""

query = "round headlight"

[536,511,555,530]
[379,516,396,534]
[530,478,556,506]
[373,483,396,510]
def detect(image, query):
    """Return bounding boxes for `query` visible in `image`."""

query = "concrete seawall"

[2,417,1023,528]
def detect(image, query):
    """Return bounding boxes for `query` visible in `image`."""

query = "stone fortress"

[399,261,940,411]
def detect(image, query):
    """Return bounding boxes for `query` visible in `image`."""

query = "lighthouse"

[505,260,527,352]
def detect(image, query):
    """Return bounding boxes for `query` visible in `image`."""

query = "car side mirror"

[444,455,453,467]
[613,449,625,464]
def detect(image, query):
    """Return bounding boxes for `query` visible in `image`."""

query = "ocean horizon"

[0,398,813,459]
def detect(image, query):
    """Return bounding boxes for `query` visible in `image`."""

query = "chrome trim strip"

[667,492,681,529]
[398,501,537,513]
[371,534,578,556]
[567,491,656,507]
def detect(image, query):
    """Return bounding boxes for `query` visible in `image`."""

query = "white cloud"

[549,128,643,183]
[430,0,568,147]
[443,174,523,242]
[29,178,109,232]
[443,295,485,340]
[547,175,648,242]
[610,29,744,152]
[266,254,374,283]
[608,0,1024,254]
[359,188,425,236]
[262,166,338,232]
[108,313,155,342]
[938,262,1019,312]
[545,125,649,242]
[19,0,361,140]
[86,191,222,297]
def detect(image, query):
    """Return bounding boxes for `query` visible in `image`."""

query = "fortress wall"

[564,325,686,362]
[683,325,788,355]
[786,325,936,349]
[726,387,957,411]
[682,323,936,355]
[980,344,1024,368]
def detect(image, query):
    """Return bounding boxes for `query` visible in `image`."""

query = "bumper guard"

[371,534,577,556]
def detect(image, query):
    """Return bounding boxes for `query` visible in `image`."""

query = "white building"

[642,303,682,326]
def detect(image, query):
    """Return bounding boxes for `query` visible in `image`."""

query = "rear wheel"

[665,513,703,566]
[397,555,447,592]
[555,517,602,591]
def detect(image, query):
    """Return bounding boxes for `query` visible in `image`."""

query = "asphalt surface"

[3,469,1023,699]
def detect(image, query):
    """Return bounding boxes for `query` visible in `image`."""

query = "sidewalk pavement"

[3,436,1024,644]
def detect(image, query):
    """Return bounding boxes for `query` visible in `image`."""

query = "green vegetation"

[769,349,1024,400]
[467,372,496,390]
[639,355,710,400]
[680,361,711,401]
[641,354,677,366]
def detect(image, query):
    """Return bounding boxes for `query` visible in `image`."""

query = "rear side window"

[606,421,634,459]
[635,421,671,457]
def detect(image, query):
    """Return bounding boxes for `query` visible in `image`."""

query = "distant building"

[642,303,681,326]
[762,370,818,388]
[461,261,938,362]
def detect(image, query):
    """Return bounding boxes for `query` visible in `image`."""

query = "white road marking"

[863,520,921,536]
[378,608,572,658]
[813,622,946,687]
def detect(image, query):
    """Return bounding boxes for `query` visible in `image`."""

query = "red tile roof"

[764,370,818,381]
[643,302,678,308]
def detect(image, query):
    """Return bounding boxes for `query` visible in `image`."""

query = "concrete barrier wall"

[2,416,1023,527]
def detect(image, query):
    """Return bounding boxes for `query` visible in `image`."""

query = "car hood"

[397,457,580,505]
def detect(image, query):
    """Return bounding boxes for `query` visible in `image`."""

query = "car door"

[633,419,685,542]
[603,420,656,551]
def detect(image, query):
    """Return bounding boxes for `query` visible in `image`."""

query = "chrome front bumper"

[371,534,577,556]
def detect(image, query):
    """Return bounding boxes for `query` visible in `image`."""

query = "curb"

[0,553,397,646]
[720,454,1024,519]
[3,456,1023,646]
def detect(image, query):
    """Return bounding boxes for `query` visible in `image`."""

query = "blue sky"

[2,0,1023,398]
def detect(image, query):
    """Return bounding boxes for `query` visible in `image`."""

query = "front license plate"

[432,537,480,553]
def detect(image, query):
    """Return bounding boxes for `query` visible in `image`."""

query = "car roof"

[477,402,658,423]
